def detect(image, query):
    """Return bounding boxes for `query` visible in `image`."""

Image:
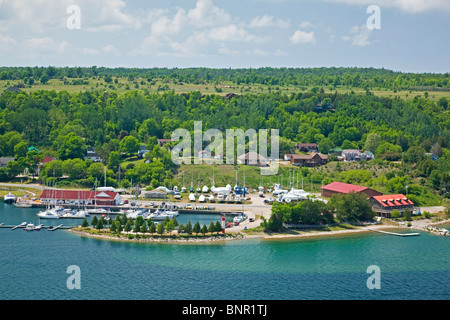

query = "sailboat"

[37,181,61,219]
[4,192,16,204]
[14,180,32,208]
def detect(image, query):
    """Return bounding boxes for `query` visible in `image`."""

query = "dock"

[370,229,420,237]
[1,223,73,231]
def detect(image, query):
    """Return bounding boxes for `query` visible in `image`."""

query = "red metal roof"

[372,194,414,207]
[40,189,117,200]
[321,181,368,193]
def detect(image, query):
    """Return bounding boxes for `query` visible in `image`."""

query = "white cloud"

[323,0,450,13]
[249,15,290,28]
[187,0,232,28]
[342,25,373,47]
[25,37,54,49]
[290,30,316,44]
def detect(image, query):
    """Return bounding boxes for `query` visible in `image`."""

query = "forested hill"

[1,66,450,90]
[0,67,448,205]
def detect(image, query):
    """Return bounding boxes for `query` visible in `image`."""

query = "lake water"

[0,203,449,300]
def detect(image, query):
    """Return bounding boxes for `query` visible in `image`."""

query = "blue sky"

[0,0,449,73]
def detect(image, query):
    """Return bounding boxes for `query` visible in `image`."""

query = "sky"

[0,0,449,73]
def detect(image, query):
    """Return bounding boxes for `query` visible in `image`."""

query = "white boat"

[181,187,187,193]
[61,210,87,219]
[87,208,110,215]
[34,224,43,231]
[24,223,35,231]
[189,193,196,202]
[14,201,33,208]
[37,208,61,219]
[4,193,16,204]
[202,185,209,193]
[234,195,241,202]
[149,206,179,221]
[233,216,241,226]
[208,194,215,202]
[198,195,206,203]
[211,184,232,195]
[217,194,225,202]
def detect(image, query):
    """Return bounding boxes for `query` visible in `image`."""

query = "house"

[237,152,269,167]
[85,148,103,163]
[284,154,295,161]
[425,153,439,161]
[138,145,149,159]
[321,182,382,198]
[40,190,121,206]
[197,150,213,159]
[37,157,56,175]
[141,189,168,199]
[370,194,414,218]
[291,153,328,167]
[0,157,15,168]
[158,139,172,148]
[296,143,319,153]
[342,150,374,162]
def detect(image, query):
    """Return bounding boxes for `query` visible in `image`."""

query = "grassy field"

[2,77,450,102]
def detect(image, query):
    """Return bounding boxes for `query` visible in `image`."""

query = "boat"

[217,194,225,202]
[34,224,43,231]
[24,223,35,231]
[202,185,209,193]
[4,192,16,204]
[189,193,196,202]
[61,209,86,219]
[14,201,33,208]
[233,216,241,226]
[37,208,61,219]
[208,194,215,202]
[149,205,179,221]
[198,195,206,203]
[181,187,187,193]
[87,207,110,215]
[234,194,241,202]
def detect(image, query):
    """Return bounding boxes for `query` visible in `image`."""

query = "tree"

[208,221,215,234]
[57,133,86,161]
[91,215,98,228]
[156,222,165,235]
[214,221,222,235]
[120,135,139,156]
[148,221,156,234]
[330,192,375,223]
[81,218,89,228]
[184,221,193,235]
[193,221,201,235]
[201,225,208,236]
[108,151,121,170]
[14,141,28,159]
[96,218,103,230]
[364,133,380,153]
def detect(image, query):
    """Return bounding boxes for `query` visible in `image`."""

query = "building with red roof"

[321,181,382,198]
[370,194,414,218]
[40,189,121,206]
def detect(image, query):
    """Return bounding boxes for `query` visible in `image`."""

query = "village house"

[370,194,415,218]
[296,143,319,153]
[85,148,103,163]
[291,153,328,167]
[321,181,382,198]
[40,189,121,206]
[237,152,270,167]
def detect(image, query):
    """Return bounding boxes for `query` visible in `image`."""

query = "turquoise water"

[0,203,449,300]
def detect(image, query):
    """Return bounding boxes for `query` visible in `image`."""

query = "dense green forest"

[0,67,448,205]
[1,66,450,90]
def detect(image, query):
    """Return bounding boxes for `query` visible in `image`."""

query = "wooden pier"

[1,224,73,231]
[370,229,420,237]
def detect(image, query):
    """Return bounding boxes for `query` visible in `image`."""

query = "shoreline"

[66,220,447,244]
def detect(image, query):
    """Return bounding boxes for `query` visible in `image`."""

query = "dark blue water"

[0,204,449,300]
